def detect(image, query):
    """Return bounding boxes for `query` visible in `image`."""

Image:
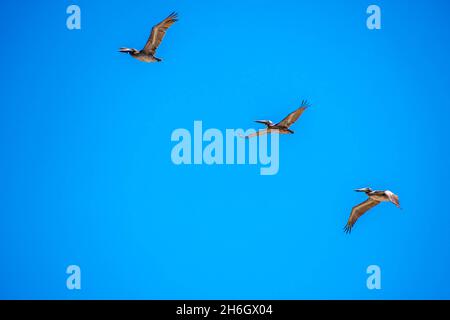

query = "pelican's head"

[119,48,138,55]
[254,120,273,127]
[355,187,372,193]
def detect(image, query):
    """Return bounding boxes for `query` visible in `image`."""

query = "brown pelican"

[242,100,309,139]
[344,188,401,234]
[119,12,178,62]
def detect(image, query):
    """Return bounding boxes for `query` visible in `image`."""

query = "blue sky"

[0,0,449,299]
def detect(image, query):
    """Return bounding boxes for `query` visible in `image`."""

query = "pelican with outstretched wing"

[242,100,309,139]
[119,12,178,62]
[344,187,401,234]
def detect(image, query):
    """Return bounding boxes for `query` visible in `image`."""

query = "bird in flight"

[241,100,309,139]
[344,187,401,234]
[119,12,178,63]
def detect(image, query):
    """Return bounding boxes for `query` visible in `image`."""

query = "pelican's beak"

[255,120,271,126]
[354,188,366,192]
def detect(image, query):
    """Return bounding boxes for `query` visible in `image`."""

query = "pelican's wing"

[344,198,380,234]
[240,129,292,139]
[239,129,270,139]
[143,12,178,55]
[276,100,309,128]
[385,191,400,208]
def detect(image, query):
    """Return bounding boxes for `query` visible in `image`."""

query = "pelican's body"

[254,121,295,134]
[242,100,309,139]
[120,12,178,63]
[367,190,396,203]
[130,51,161,63]
[344,187,401,234]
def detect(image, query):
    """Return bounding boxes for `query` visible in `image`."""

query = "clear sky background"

[0,0,449,299]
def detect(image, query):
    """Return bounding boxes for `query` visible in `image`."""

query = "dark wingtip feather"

[300,99,310,108]
[343,224,352,234]
[169,11,179,21]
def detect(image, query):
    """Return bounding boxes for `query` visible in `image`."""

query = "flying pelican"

[344,188,401,234]
[119,12,178,62]
[241,100,309,139]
